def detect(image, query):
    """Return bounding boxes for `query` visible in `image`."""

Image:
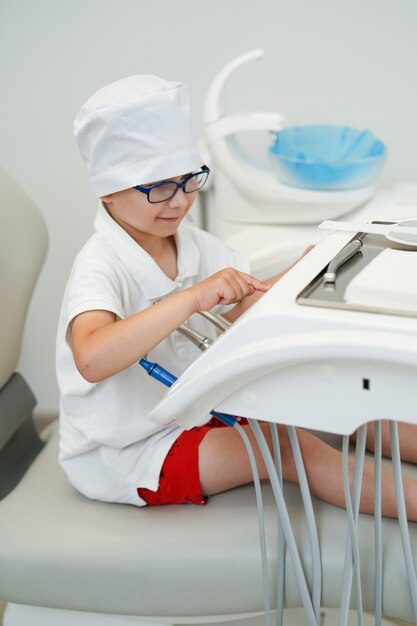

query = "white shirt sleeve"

[65,254,126,327]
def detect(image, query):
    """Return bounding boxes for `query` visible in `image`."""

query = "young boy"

[57,75,417,516]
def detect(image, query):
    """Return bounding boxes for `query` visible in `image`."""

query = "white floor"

[0,604,404,626]
[200,611,400,626]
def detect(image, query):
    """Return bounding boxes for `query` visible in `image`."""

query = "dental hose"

[339,427,366,626]
[389,420,417,623]
[248,419,319,626]
[138,357,272,626]
[270,424,285,626]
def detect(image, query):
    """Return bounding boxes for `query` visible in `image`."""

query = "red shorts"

[137,418,247,506]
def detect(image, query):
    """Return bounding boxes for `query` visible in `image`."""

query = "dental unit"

[147,227,417,625]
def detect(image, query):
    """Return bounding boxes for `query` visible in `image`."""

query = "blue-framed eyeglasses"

[133,166,210,204]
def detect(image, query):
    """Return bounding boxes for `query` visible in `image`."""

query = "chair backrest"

[0,168,48,390]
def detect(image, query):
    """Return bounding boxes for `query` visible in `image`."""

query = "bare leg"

[199,423,417,520]
[351,421,417,464]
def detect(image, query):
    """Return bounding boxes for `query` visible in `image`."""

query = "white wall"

[0,0,416,416]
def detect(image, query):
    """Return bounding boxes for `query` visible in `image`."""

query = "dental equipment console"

[147,230,417,626]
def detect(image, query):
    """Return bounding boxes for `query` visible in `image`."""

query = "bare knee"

[198,422,299,496]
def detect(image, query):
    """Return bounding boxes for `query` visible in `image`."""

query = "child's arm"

[71,268,270,383]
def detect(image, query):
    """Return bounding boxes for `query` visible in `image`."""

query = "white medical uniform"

[57,204,250,506]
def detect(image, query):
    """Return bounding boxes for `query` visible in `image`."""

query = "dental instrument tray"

[297,221,417,318]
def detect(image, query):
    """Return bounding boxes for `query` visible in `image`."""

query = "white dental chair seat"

[1,421,416,623]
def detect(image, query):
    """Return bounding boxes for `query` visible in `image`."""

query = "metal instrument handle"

[323,239,363,285]
[177,324,213,351]
[197,310,232,331]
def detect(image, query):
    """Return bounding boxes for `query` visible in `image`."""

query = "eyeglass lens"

[148,171,208,203]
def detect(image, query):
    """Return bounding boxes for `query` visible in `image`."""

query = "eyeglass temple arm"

[197,310,232,331]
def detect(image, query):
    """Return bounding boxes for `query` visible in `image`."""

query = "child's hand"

[189,268,271,312]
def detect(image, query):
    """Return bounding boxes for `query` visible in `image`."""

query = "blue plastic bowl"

[269,125,386,191]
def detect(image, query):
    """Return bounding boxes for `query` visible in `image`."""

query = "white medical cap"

[74,75,203,197]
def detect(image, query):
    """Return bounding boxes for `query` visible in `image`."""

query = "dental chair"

[0,169,416,626]
[0,168,47,500]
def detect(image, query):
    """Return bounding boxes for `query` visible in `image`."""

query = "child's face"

[101,173,196,243]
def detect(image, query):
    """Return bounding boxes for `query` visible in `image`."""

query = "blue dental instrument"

[139,358,236,426]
